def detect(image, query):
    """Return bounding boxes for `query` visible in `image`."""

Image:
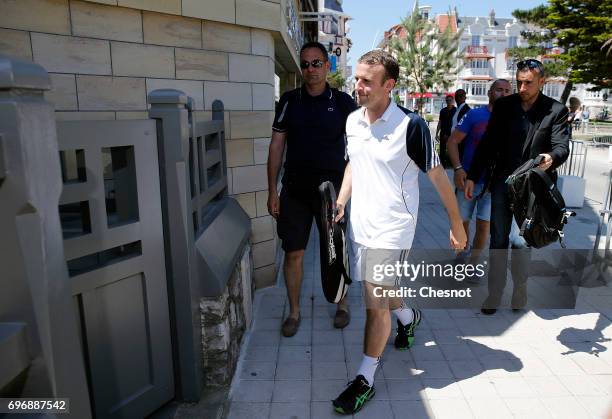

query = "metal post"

[594,169,612,253]
[212,99,228,182]
[148,89,203,401]
[0,55,91,418]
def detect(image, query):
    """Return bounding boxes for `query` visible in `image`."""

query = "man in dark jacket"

[451,88,470,132]
[464,59,570,314]
[435,95,455,168]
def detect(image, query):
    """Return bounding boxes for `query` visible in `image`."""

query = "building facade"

[0,0,319,289]
[454,10,527,108]
[379,7,610,117]
[318,0,352,85]
[0,0,319,417]
[453,10,610,116]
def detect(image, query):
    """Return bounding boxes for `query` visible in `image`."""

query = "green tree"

[327,69,346,90]
[388,1,462,114]
[510,1,612,104]
[506,45,568,79]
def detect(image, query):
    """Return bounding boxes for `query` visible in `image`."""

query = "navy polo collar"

[300,83,333,100]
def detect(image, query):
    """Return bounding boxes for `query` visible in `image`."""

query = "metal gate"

[56,120,174,419]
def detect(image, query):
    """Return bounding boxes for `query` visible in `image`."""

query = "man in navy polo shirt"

[267,41,358,337]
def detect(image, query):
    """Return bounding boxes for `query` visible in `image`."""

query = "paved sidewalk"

[228,173,612,419]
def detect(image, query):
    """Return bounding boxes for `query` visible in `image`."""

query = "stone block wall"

[0,0,285,289]
[200,245,254,385]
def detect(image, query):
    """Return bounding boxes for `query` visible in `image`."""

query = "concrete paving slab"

[225,402,270,419]
[225,168,612,418]
[271,379,311,402]
[269,402,310,419]
[274,361,311,380]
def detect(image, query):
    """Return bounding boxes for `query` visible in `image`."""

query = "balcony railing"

[466,93,488,98]
[464,46,491,56]
[461,67,490,77]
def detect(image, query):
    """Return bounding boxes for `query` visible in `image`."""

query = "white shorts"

[349,240,410,286]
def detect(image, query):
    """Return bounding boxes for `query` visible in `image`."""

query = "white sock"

[357,355,379,385]
[392,307,414,326]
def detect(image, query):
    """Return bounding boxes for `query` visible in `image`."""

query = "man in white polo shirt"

[331,50,466,415]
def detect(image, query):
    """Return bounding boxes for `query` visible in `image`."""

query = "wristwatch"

[454,165,464,172]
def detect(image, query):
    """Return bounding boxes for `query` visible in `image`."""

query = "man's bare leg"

[284,249,304,319]
[348,282,389,385]
[388,297,402,311]
[364,308,391,357]
[363,296,407,353]
[462,220,471,247]
[471,219,490,261]
[360,287,405,381]
[362,283,399,356]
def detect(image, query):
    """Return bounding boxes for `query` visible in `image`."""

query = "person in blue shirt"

[447,79,512,263]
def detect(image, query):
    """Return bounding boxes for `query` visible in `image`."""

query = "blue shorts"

[456,183,491,222]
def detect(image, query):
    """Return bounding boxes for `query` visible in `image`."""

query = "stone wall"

[0,0,282,288]
[200,245,254,385]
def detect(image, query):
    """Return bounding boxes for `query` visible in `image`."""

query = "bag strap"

[520,190,538,236]
[531,167,566,211]
[531,167,555,189]
[339,263,352,285]
[327,179,352,286]
[519,162,547,235]
[526,167,575,247]
[331,223,352,285]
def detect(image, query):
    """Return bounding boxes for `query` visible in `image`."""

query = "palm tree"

[388,1,462,114]
[327,69,346,90]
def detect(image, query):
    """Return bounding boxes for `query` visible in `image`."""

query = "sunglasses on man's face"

[517,59,544,71]
[300,59,325,69]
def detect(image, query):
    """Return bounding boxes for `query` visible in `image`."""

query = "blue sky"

[342,1,546,67]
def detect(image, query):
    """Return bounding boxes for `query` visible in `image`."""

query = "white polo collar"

[358,99,397,126]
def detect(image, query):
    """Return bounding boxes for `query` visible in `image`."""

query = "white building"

[381,8,610,117]
[297,0,352,91]
[454,11,610,117]
[568,84,610,120]
[453,10,528,108]
[317,0,352,88]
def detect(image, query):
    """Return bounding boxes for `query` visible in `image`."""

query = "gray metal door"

[56,120,174,419]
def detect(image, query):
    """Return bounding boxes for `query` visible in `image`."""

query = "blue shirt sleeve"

[455,109,474,134]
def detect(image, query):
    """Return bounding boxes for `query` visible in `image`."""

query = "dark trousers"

[488,180,530,299]
[439,134,451,168]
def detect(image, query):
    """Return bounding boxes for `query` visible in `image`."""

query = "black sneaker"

[394,308,421,350]
[332,374,375,415]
